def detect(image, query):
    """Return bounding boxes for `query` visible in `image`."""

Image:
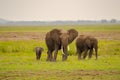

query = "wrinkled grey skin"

[76,35,98,60]
[35,47,44,60]
[45,29,78,61]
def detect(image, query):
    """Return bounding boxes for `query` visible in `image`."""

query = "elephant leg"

[53,44,59,61]
[62,50,68,61]
[46,51,49,61]
[62,46,68,61]
[36,51,41,60]
[62,54,68,61]
[50,52,53,61]
[63,53,68,61]
[37,53,41,60]
[36,54,40,60]
[36,52,39,60]
[53,49,58,61]
[76,47,80,59]
[83,49,89,59]
[47,50,53,61]
[78,50,82,60]
[78,53,82,60]
[95,47,98,60]
[39,53,42,60]
[88,49,93,59]
[47,51,50,61]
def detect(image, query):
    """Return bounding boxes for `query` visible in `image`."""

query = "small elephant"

[35,47,44,60]
[45,28,78,61]
[76,35,98,60]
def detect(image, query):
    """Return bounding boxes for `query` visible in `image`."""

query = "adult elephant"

[45,29,78,61]
[76,35,98,60]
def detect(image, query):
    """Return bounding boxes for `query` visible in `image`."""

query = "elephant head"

[60,29,78,59]
[45,29,78,61]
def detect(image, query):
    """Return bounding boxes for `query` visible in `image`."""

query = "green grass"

[0,24,120,32]
[0,53,120,71]
[0,40,120,55]
[0,40,47,53]
[0,52,120,80]
[0,40,120,80]
[0,25,120,80]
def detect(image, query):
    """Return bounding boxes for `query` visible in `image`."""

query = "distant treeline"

[0,18,120,26]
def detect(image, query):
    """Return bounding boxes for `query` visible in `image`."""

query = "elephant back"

[50,29,61,45]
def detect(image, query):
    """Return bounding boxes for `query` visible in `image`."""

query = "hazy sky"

[0,0,120,21]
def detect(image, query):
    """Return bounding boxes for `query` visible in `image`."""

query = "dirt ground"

[0,31,120,41]
[0,70,120,80]
[0,32,46,41]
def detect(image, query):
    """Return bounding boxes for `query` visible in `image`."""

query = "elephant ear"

[50,29,61,44]
[68,29,78,44]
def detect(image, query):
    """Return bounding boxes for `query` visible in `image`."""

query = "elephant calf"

[35,47,44,60]
[76,35,98,60]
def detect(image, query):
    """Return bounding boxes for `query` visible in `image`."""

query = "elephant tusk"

[61,46,65,55]
[61,48,65,55]
[61,45,70,55]
[67,45,70,51]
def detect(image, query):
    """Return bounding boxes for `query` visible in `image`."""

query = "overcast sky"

[0,0,120,21]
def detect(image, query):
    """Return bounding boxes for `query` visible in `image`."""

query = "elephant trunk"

[61,39,68,54]
[61,42,69,61]
[60,34,69,61]
[61,45,70,55]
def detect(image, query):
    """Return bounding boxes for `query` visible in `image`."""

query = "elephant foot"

[78,56,82,60]
[62,55,68,61]
[88,57,91,60]
[95,58,98,60]
[46,58,53,62]
[62,59,67,61]
[78,58,82,60]
[82,57,86,60]
[46,58,57,62]
[46,59,50,62]
[52,59,57,62]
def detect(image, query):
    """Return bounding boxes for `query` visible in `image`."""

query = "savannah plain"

[0,24,120,80]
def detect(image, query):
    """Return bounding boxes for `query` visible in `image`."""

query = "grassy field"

[0,24,120,80]
[0,24,120,32]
